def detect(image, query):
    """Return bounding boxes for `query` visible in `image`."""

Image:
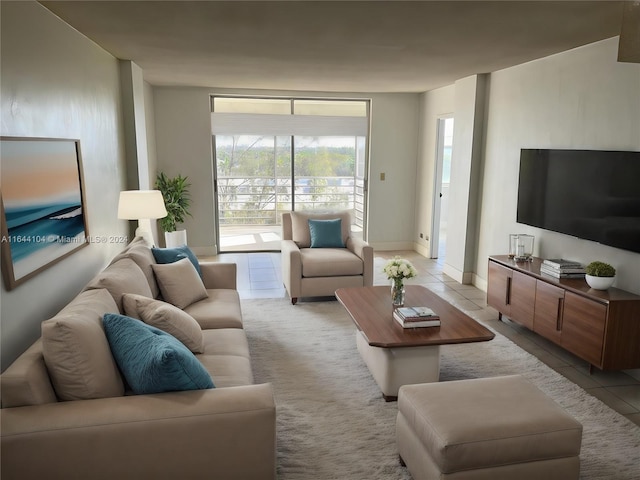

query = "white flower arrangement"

[383,256,417,281]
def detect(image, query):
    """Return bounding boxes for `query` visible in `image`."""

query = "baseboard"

[443,263,473,284]
[472,273,487,292]
[413,242,431,259]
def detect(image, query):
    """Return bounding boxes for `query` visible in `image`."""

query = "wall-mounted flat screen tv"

[517,149,640,254]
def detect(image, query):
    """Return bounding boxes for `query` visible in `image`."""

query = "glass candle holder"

[509,234,519,258]
[514,234,534,261]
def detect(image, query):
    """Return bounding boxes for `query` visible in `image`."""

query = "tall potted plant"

[155,172,192,247]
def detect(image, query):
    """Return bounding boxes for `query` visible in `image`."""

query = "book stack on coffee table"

[393,306,441,328]
[540,259,585,279]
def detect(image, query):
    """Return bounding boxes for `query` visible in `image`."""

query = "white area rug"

[242,298,640,480]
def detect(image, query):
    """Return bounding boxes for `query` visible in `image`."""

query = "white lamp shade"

[118,190,167,220]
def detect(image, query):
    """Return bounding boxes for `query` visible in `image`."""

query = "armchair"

[281,211,373,304]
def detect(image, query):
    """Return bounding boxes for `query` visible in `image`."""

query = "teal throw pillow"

[152,245,202,277]
[309,218,345,248]
[102,313,214,394]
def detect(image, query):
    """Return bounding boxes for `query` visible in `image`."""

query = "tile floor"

[205,249,640,427]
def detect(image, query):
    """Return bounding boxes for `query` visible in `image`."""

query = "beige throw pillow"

[110,242,160,298]
[84,258,153,311]
[122,294,204,353]
[151,258,208,309]
[41,289,125,401]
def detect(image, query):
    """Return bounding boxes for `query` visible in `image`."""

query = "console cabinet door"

[509,271,536,330]
[561,292,607,367]
[534,281,564,343]
[487,261,512,316]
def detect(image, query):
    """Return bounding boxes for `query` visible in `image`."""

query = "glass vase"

[391,278,405,307]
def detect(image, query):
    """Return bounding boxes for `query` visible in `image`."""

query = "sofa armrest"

[200,262,237,290]
[281,240,302,302]
[1,383,276,480]
[347,237,374,287]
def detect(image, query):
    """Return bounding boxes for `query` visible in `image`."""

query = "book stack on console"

[393,306,441,328]
[540,259,586,279]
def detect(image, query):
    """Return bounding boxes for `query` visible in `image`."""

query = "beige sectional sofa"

[0,238,276,480]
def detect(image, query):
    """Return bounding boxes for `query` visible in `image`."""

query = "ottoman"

[396,375,582,480]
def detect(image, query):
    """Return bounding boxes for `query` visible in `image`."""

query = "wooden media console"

[487,255,640,371]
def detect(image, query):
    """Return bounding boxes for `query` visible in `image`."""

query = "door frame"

[429,115,453,259]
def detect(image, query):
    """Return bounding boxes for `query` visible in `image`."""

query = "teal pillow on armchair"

[102,313,214,394]
[308,218,345,248]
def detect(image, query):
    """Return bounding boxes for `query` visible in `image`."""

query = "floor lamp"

[117,190,167,246]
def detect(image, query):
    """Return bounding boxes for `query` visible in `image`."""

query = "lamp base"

[135,219,156,246]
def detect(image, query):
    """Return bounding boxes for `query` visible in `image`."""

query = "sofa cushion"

[184,289,243,329]
[152,245,202,277]
[201,329,251,359]
[152,258,209,309]
[0,340,58,408]
[197,354,254,388]
[84,257,153,312]
[300,248,364,277]
[309,218,345,248]
[123,294,205,353]
[197,329,253,387]
[41,289,124,401]
[103,313,214,394]
[290,211,351,248]
[111,240,160,298]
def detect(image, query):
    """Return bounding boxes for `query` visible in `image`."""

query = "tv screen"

[517,149,640,254]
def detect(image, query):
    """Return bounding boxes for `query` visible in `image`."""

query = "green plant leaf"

[585,261,616,277]
[155,172,192,232]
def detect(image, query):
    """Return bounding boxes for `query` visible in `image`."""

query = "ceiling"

[40,1,628,93]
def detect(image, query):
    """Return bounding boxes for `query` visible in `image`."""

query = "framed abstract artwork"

[1,137,89,290]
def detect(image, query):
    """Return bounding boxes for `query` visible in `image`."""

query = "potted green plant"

[155,172,192,247]
[584,261,616,290]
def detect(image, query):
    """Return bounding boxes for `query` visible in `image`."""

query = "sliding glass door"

[212,97,369,252]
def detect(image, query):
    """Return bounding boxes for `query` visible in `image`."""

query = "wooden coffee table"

[336,285,495,400]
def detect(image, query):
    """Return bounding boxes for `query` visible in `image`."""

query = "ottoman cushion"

[398,375,582,474]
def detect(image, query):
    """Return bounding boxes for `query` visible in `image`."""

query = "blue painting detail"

[5,202,85,262]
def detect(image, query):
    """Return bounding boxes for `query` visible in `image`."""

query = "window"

[211,97,370,251]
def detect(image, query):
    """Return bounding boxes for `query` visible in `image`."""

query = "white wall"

[444,75,487,283]
[475,38,640,293]
[415,85,455,257]
[120,60,151,190]
[144,81,159,188]
[143,80,161,242]
[0,2,127,368]
[152,88,217,252]
[152,87,420,253]
[368,93,420,248]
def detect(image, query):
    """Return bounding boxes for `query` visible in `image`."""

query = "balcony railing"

[217,175,365,227]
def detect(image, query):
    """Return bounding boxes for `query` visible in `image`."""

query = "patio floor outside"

[218,223,365,252]
[219,225,283,252]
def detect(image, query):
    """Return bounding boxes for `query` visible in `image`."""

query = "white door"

[430,117,454,259]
